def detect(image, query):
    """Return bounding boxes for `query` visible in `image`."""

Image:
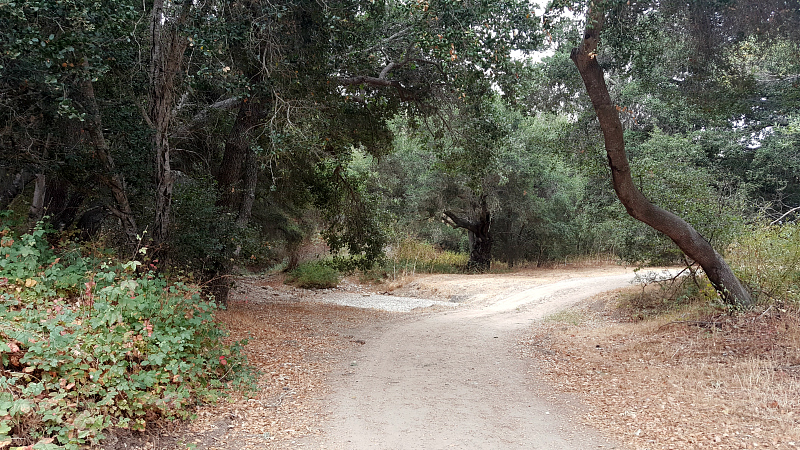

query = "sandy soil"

[294,265,668,449]
[103,263,800,450]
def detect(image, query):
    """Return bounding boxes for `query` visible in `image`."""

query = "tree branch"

[770,206,800,225]
[337,75,415,101]
[171,97,241,139]
[442,210,478,234]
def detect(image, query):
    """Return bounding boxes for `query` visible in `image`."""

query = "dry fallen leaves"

[102,272,800,450]
[521,291,800,450]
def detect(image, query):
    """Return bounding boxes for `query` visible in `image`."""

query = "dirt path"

[298,266,670,449]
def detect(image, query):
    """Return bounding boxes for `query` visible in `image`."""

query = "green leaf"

[10,398,34,416]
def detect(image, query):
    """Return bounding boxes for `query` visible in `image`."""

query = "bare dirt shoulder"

[524,290,800,449]
[383,263,641,304]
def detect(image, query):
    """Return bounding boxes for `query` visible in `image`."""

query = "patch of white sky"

[731,116,775,150]
[510,0,562,63]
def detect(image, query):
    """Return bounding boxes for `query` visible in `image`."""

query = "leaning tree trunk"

[443,196,493,272]
[570,7,752,308]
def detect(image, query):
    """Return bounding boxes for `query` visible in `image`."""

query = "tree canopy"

[1,0,798,305]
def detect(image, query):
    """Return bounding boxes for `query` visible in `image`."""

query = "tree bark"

[29,173,47,222]
[443,196,492,272]
[235,146,259,227]
[570,6,752,307]
[0,170,35,211]
[150,0,191,246]
[28,175,80,230]
[216,98,266,212]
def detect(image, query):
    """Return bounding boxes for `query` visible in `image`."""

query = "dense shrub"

[0,224,251,449]
[285,261,341,289]
[170,176,270,272]
[728,223,800,305]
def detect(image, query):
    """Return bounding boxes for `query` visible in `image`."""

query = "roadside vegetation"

[0,223,252,449]
[529,224,800,449]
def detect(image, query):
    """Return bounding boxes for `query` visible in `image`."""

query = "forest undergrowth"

[0,225,253,449]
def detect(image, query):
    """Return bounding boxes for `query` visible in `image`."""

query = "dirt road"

[300,266,672,449]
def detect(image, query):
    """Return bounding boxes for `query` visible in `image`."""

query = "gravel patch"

[310,292,460,312]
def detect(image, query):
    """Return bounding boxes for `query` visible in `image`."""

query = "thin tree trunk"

[235,147,259,227]
[27,134,53,223]
[29,173,46,222]
[570,6,752,307]
[80,80,139,248]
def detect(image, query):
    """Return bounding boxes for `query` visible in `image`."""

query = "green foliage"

[591,128,748,265]
[744,116,800,214]
[170,176,269,272]
[285,261,340,289]
[491,112,589,265]
[377,104,601,267]
[312,155,388,271]
[728,223,800,305]
[0,226,252,449]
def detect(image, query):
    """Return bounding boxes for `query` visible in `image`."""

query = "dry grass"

[523,288,800,449]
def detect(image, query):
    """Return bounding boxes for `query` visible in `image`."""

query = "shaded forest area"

[2,0,799,300]
[1,0,800,447]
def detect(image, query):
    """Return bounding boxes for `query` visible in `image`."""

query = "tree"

[196,0,545,271]
[442,195,492,271]
[0,0,143,245]
[374,101,591,270]
[149,0,192,246]
[570,3,753,307]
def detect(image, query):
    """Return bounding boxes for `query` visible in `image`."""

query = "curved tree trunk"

[570,7,752,308]
[443,196,493,272]
[80,80,139,249]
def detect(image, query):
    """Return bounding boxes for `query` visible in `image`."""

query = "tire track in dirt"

[299,267,672,449]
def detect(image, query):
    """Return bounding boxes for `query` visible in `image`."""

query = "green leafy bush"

[586,128,749,265]
[170,175,270,272]
[285,261,341,289]
[0,225,252,449]
[728,223,800,304]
